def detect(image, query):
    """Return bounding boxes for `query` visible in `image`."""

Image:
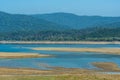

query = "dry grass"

[32,47,120,54]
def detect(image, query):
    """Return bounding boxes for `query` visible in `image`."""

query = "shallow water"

[0,44,120,70]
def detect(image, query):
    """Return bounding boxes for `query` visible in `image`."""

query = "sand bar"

[32,47,120,54]
[92,62,120,72]
[1,41,120,44]
[0,52,50,58]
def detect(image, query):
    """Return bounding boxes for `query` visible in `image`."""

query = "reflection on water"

[0,44,120,70]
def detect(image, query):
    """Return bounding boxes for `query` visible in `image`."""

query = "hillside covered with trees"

[0,11,120,41]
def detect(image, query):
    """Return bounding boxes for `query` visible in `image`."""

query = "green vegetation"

[0,11,120,41]
[0,75,120,80]
[33,12,120,29]
[0,11,68,33]
[1,27,120,41]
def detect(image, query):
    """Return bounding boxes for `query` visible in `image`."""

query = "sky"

[0,0,120,16]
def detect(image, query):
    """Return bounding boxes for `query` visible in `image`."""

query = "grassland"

[32,47,120,55]
[0,74,120,80]
[0,52,50,58]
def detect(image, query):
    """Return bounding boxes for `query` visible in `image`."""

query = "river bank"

[1,41,120,44]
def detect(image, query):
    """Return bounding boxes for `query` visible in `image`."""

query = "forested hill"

[0,11,120,41]
[0,11,69,33]
[32,12,120,29]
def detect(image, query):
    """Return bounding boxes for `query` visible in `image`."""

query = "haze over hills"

[0,11,120,41]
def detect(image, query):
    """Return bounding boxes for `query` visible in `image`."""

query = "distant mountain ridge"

[0,11,69,33]
[32,12,120,29]
[0,11,120,41]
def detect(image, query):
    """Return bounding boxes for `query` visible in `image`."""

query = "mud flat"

[0,63,119,80]
[0,67,94,75]
[0,52,51,58]
[0,65,119,75]
[0,63,95,75]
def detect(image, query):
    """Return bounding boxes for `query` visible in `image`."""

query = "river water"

[0,44,120,70]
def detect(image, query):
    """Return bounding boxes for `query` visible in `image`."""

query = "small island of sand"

[0,52,51,58]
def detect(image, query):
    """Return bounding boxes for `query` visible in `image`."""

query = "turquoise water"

[0,44,120,70]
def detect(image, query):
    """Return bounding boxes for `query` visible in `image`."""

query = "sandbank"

[0,52,50,58]
[32,47,120,55]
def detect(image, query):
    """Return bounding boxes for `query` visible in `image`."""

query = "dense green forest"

[0,11,120,41]
[1,27,120,41]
